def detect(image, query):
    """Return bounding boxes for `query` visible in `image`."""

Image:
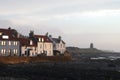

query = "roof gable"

[34,35,52,42]
[52,38,65,44]
[19,38,37,47]
[0,28,19,41]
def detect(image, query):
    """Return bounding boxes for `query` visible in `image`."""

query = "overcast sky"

[0,0,120,51]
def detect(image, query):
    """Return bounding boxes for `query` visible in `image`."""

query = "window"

[13,49,18,54]
[8,49,11,53]
[13,42,15,45]
[42,38,44,42]
[15,41,18,45]
[1,41,6,45]
[0,32,2,35]
[39,38,41,42]
[16,49,18,54]
[14,41,18,46]
[2,35,9,39]
[13,49,15,54]
[30,40,33,45]
[1,49,6,54]
[1,49,3,53]
[8,41,11,45]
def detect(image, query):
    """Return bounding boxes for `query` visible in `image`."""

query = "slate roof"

[52,38,65,44]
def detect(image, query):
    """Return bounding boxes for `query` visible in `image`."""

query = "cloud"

[0,0,120,25]
[0,0,120,16]
[0,0,120,52]
[6,9,120,27]
[51,9,120,20]
[0,20,63,37]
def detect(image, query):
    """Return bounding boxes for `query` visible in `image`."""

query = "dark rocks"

[0,60,120,80]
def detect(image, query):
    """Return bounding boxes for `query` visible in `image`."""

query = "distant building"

[0,28,20,56]
[49,35,66,54]
[90,43,94,49]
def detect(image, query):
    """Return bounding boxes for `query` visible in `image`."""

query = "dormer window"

[1,41,6,45]
[2,35,9,39]
[42,38,44,42]
[39,38,41,42]
[9,41,11,45]
[0,32,2,35]
[13,41,18,46]
[1,49,6,54]
[30,40,33,45]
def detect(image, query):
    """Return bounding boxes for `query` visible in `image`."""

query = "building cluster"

[0,28,66,56]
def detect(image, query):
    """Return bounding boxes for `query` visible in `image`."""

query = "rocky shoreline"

[0,59,120,80]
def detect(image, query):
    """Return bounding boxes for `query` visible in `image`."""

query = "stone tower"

[90,43,94,49]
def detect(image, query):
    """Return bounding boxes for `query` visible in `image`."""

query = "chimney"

[8,27,11,30]
[17,33,20,38]
[45,32,48,36]
[29,30,34,38]
[58,36,61,41]
[49,35,52,38]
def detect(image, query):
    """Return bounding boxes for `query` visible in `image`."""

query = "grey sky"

[0,0,120,51]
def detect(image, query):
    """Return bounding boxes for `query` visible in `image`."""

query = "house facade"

[0,28,20,56]
[49,35,66,54]
[34,35,53,56]
[20,31,53,56]
[20,38,37,56]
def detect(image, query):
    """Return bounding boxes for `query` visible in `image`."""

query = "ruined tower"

[90,43,94,49]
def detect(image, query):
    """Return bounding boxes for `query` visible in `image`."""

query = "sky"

[0,0,120,52]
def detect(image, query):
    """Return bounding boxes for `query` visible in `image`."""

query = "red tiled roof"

[0,28,19,41]
[19,38,37,47]
[0,37,20,41]
[19,38,29,46]
[0,28,17,38]
[34,35,52,42]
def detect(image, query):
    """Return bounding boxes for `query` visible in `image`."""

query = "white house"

[0,28,65,57]
[34,35,53,56]
[0,28,20,56]
[20,32,53,56]
[49,35,66,54]
[19,38,37,56]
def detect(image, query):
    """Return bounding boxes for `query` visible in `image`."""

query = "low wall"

[0,56,72,64]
